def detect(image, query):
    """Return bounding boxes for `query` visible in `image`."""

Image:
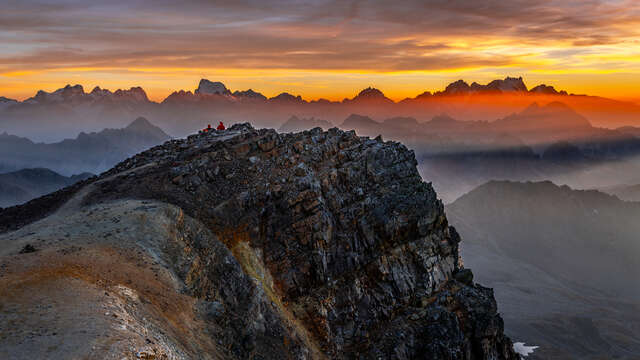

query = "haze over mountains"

[4,0,640,358]
[0,169,92,208]
[3,77,640,142]
[333,102,640,201]
[0,117,169,176]
[3,85,640,204]
[0,76,638,358]
[0,124,519,359]
[447,181,640,359]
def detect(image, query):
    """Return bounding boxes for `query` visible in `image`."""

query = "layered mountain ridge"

[24,84,150,105]
[0,117,170,175]
[3,76,639,142]
[8,77,573,106]
[0,168,92,208]
[0,124,517,359]
[447,180,640,359]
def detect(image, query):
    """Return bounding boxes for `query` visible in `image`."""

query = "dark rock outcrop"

[1,123,517,359]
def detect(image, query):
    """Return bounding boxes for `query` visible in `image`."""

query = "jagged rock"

[194,79,231,96]
[454,268,474,285]
[18,244,37,254]
[232,89,267,101]
[443,77,528,95]
[0,123,517,359]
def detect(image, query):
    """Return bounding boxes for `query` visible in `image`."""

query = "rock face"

[442,77,528,95]
[194,79,232,96]
[0,123,517,359]
[347,87,394,104]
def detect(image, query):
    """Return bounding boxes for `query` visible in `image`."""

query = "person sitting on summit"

[217,121,226,130]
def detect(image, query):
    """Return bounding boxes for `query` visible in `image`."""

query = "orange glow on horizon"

[2,0,640,103]
[2,67,640,104]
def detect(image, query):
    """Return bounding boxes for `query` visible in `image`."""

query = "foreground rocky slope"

[0,124,517,359]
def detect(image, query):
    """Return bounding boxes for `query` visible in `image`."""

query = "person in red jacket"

[217,121,226,130]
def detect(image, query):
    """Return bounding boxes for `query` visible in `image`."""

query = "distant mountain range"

[278,116,333,133]
[0,168,92,208]
[6,98,639,203]
[0,76,571,107]
[341,101,640,153]
[598,183,640,202]
[0,117,170,175]
[446,180,640,359]
[2,77,640,142]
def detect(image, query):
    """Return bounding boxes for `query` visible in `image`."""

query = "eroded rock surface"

[0,123,517,359]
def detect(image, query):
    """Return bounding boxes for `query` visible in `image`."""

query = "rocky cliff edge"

[0,123,517,359]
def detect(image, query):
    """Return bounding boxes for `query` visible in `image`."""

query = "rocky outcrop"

[269,92,306,104]
[529,84,568,95]
[23,84,151,105]
[233,89,268,101]
[441,77,528,95]
[194,79,232,96]
[345,87,394,104]
[0,123,517,359]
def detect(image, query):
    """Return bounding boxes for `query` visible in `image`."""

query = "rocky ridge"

[23,84,150,105]
[0,123,517,359]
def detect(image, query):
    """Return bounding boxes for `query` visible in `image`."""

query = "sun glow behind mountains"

[1,0,640,101]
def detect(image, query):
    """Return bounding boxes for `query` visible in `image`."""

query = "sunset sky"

[2,0,640,102]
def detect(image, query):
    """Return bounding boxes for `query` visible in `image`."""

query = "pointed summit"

[90,86,112,97]
[58,84,85,95]
[442,77,529,95]
[113,87,149,102]
[349,87,394,104]
[124,117,170,139]
[529,84,567,95]
[356,87,385,99]
[443,80,471,95]
[232,89,267,101]
[195,79,231,95]
[26,84,88,103]
[485,76,528,92]
[125,116,154,130]
[341,113,379,128]
[495,101,591,132]
[269,92,305,104]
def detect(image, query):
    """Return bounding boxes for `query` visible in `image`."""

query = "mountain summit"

[443,77,529,95]
[344,87,394,104]
[194,79,231,95]
[0,124,517,359]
